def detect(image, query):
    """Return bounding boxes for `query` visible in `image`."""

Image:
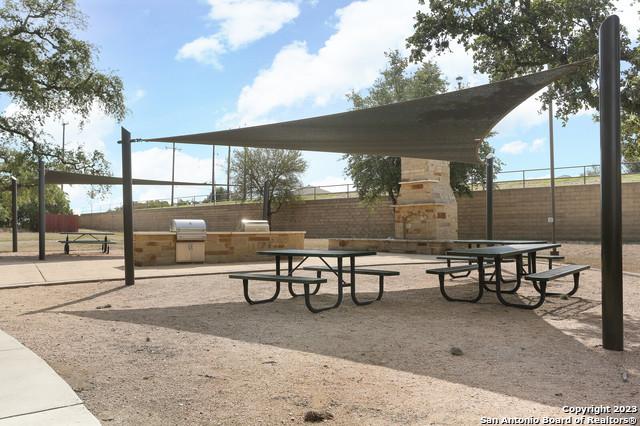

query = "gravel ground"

[0,262,638,425]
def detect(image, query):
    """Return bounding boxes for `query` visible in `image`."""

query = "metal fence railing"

[472,161,640,190]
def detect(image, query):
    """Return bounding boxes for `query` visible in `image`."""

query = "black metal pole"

[38,158,45,260]
[122,127,135,286]
[171,142,176,206]
[486,154,494,240]
[11,176,18,252]
[227,145,231,201]
[549,100,560,255]
[599,15,623,351]
[262,183,269,221]
[212,145,216,204]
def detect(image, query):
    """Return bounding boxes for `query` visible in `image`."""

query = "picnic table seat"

[497,264,590,310]
[228,273,328,313]
[436,255,497,278]
[57,239,116,254]
[426,264,485,303]
[302,265,399,303]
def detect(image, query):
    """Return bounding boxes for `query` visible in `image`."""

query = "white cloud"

[225,0,424,125]
[500,140,529,155]
[615,0,640,40]
[177,0,300,67]
[500,138,546,155]
[530,138,545,152]
[131,89,146,102]
[129,147,226,202]
[3,102,117,154]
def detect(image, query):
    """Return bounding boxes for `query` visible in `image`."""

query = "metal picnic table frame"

[59,231,115,254]
[447,243,561,308]
[256,249,378,312]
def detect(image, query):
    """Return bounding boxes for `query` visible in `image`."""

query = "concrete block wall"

[80,182,640,242]
[457,182,640,242]
[80,198,395,239]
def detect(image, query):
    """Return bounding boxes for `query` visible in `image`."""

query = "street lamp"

[164,143,181,206]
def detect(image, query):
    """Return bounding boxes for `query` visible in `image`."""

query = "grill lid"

[171,219,207,241]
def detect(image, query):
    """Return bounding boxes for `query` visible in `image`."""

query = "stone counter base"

[134,232,305,266]
[329,238,454,255]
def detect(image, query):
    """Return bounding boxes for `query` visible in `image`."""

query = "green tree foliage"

[0,0,124,204]
[230,148,307,223]
[344,50,499,203]
[407,0,640,163]
[0,149,71,230]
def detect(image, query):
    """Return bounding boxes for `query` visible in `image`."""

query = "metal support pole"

[171,142,176,206]
[549,100,559,255]
[212,145,216,204]
[121,127,135,286]
[486,154,494,240]
[61,122,67,193]
[38,159,45,260]
[227,145,231,201]
[11,176,18,252]
[262,183,269,221]
[599,15,623,351]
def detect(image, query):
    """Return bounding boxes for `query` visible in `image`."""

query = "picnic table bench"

[428,243,589,309]
[58,232,116,254]
[229,249,399,313]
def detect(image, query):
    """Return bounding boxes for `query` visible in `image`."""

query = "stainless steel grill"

[241,219,270,232]
[170,219,207,241]
[170,219,207,263]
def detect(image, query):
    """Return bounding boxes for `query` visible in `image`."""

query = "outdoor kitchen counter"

[134,231,306,266]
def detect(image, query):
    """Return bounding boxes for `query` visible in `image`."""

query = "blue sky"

[14,0,640,212]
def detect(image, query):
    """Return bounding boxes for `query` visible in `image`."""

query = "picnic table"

[229,249,399,313]
[453,239,547,248]
[58,231,116,254]
[446,243,561,308]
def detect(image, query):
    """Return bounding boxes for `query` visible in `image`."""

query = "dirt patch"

[0,262,638,424]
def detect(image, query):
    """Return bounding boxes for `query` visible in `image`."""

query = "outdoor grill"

[241,219,270,232]
[170,219,207,263]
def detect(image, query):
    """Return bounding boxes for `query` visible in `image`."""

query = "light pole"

[164,143,181,206]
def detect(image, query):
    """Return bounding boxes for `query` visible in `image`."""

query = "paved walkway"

[0,330,99,425]
[0,252,440,289]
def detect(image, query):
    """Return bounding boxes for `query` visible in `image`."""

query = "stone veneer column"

[393,157,458,240]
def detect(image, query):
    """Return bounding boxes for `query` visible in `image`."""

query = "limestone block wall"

[133,231,305,266]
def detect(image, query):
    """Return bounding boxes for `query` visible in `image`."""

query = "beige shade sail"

[146,62,587,164]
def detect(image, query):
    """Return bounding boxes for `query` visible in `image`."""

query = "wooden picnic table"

[58,231,116,254]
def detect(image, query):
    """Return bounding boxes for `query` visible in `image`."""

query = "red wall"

[46,214,79,232]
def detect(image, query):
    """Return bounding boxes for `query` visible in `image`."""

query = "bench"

[536,254,565,269]
[427,264,484,303]
[302,266,399,303]
[228,273,328,313]
[497,264,590,310]
[58,239,116,254]
[436,255,496,278]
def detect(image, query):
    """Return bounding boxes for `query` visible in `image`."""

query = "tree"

[344,50,499,202]
[407,0,640,163]
[0,0,124,193]
[0,148,71,230]
[230,148,307,223]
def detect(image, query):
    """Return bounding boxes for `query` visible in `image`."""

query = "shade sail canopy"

[43,170,210,186]
[146,62,586,163]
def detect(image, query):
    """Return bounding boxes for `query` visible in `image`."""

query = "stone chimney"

[393,157,458,240]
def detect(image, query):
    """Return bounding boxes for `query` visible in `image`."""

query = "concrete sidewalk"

[0,252,440,289]
[0,330,99,425]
